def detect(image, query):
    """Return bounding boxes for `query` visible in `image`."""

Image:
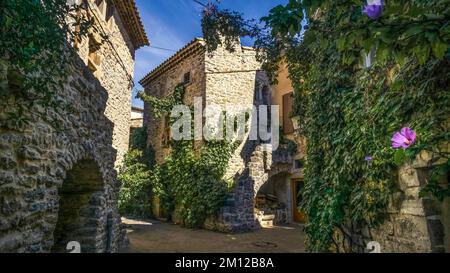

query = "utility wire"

[192,0,207,7]
[149,45,177,52]
[86,3,135,88]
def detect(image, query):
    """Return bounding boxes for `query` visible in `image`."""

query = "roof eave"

[139,38,205,87]
[112,0,149,50]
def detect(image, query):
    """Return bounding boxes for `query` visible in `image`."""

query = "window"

[282,92,294,134]
[183,72,191,85]
[87,34,102,77]
[105,0,114,22]
[73,5,82,49]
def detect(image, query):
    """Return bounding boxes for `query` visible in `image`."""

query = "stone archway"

[254,172,292,227]
[51,159,105,253]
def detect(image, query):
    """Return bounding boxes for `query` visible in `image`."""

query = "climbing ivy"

[201,0,450,252]
[138,86,240,228]
[0,0,92,130]
[118,127,156,218]
[118,149,153,218]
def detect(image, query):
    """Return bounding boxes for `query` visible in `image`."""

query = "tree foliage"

[201,0,450,252]
[118,127,156,218]
[0,0,92,130]
[118,149,153,218]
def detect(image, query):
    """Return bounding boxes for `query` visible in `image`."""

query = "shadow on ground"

[120,218,306,253]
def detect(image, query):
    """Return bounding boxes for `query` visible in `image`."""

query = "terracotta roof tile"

[113,0,149,49]
[139,38,206,87]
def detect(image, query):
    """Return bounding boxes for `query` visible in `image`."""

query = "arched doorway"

[254,173,292,227]
[51,159,105,253]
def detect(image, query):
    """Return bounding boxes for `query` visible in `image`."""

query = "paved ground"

[121,218,306,253]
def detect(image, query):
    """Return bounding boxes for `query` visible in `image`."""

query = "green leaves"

[419,159,450,201]
[287,1,450,252]
[118,149,153,218]
[431,39,448,59]
[0,0,93,130]
[152,139,235,228]
[393,149,406,166]
[142,86,240,228]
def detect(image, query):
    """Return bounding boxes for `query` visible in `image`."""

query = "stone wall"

[371,152,449,253]
[0,58,124,252]
[331,151,450,253]
[204,45,271,182]
[130,118,143,129]
[0,3,138,252]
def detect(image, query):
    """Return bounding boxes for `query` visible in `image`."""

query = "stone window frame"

[182,71,191,86]
[94,0,107,18]
[282,91,294,134]
[92,0,115,27]
[87,32,102,78]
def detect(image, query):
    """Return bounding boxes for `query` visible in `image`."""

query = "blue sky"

[132,0,288,108]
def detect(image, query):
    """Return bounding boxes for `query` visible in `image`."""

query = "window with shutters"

[282,92,294,134]
[87,34,102,78]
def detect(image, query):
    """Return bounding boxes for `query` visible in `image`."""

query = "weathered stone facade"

[130,107,144,138]
[76,1,142,168]
[0,0,148,253]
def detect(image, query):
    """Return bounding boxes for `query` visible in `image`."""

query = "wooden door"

[292,179,306,223]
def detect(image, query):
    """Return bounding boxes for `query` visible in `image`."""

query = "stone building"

[140,38,305,231]
[0,0,149,252]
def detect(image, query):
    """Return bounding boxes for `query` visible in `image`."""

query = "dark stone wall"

[0,56,124,253]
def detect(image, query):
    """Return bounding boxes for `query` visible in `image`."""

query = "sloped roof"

[113,0,149,49]
[139,38,206,87]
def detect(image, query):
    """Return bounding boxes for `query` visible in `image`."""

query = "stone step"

[260,214,275,221]
[259,219,274,228]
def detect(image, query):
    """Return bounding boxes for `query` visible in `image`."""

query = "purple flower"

[363,0,384,19]
[391,127,416,149]
[365,155,373,161]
